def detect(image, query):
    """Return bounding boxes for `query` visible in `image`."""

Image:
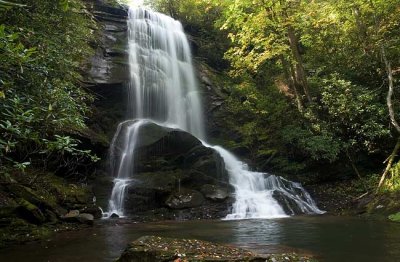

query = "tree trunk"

[381,46,400,133]
[346,149,368,191]
[280,55,303,112]
[287,26,312,103]
[369,0,400,191]
[377,138,400,192]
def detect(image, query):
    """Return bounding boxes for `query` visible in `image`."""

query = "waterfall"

[104,5,324,218]
[126,7,204,139]
[104,6,204,217]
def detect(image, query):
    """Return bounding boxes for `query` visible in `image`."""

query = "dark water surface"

[1,216,399,262]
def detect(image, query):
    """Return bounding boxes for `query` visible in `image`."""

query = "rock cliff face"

[82,1,130,209]
[84,0,129,141]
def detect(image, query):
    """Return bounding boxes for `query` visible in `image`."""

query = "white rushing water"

[105,5,324,218]
[106,120,146,217]
[126,7,204,139]
[206,145,324,219]
[105,6,204,217]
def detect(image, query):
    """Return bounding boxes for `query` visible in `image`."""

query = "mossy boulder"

[16,199,46,225]
[117,236,266,262]
[6,184,56,212]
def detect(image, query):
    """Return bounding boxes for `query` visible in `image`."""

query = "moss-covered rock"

[0,169,96,247]
[117,236,263,262]
[15,198,46,225]
[117,236,316,262]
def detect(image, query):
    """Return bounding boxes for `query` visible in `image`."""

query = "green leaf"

[0,0,26,9]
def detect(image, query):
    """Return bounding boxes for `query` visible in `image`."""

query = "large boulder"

[77,213,95,225]
[116,236,266,262]
[110,121,232,218]
[6,184,56,213]
[61,210,80,222]
[79,205,103,219]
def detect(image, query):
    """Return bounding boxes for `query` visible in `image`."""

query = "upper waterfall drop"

[127,7,205,139]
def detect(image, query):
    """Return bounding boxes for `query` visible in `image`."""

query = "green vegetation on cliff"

[0,0,99,174]
[152,0,400,191]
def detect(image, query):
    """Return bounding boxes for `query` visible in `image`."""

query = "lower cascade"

[104,5,324,219]
[206,145,324,219]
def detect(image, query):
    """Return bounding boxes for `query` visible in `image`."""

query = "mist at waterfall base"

[104,6,324,219]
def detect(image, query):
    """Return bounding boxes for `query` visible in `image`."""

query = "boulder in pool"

[116,235,266,262]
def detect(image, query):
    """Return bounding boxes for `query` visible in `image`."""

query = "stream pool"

[1,216,399,262]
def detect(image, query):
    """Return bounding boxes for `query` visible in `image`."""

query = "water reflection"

[1,217,400,262]
[103,223,131,260]
[229,219,283,252]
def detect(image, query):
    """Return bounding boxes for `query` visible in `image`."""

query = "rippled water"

[1,216,399,262]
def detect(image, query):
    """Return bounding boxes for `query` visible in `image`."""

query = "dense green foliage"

[389,211,400,222]
[0,0,99,174]
[152,0,400,186]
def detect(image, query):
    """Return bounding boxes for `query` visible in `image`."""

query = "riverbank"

[0,170,101,248]
[308,177,400,219]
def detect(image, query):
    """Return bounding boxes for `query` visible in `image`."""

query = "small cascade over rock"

[104,4,324,219]
[205,145,324,219]
[105,119,147,217]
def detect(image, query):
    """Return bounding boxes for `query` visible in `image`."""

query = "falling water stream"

[105,4,324,219]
